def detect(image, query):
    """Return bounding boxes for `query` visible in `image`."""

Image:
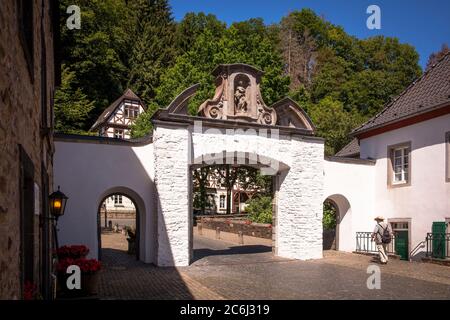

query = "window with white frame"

[125,105,140,119]
[392,146,409,184]
[114,195,123,205]
[219,195,226,209]
[114,129,124,139]
[388,142,411,186]
[446,132,450,182]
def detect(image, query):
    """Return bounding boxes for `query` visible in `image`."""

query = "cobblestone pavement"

[98,232,223,300]
[99,232,450,300]
[183,236,450,300]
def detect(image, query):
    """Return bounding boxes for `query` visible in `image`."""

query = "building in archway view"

[325,52,450,260]
[99,195,136,229]
[92,88,257,215]
[0,1,60,299]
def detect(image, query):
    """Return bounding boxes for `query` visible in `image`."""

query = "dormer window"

[125,105,140,119]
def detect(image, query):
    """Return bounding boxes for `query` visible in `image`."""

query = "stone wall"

[190,124,325,262]
[276,138,324,260]
[153,125,191,266]
[199,218,272,239]
[0,1,56,299]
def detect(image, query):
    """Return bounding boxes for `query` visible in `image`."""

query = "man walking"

[371,216,393,264]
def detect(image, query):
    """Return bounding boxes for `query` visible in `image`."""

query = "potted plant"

[56,245,89,260]
[78,258,102,295]
[56,246,101,297]
[125,226,136,255]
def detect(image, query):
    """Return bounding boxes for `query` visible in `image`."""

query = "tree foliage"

[426,43,449,71]
[54,65,95,134]
[56,4,423,156]
[323,201,337,230]
[246,196,273,224]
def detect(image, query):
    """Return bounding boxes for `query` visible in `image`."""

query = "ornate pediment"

[157,64,315,134]
[198,64,277,125]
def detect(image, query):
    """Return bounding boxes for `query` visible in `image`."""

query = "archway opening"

[323,194,351,252]
[97,192,140,263]
[322,199,339,250]
[191,161,278,265]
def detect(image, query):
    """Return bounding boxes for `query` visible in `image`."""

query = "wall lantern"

[49,186,68,220]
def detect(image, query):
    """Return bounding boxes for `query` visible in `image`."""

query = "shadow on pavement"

[192,244,272,263]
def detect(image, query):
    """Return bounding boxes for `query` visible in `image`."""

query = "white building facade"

[54,64,325,266]
[328,53,450,260]
[53,56,450,266]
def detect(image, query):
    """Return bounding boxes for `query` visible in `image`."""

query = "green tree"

[54,65,95,134]
[129,101,158,138]
[309,96,364,155]
[193,167,213,214]
[59,0,130,124]
[323,201,337,230]
[127,0,177,104]
[175,12,225,54]
[246,196,273,224]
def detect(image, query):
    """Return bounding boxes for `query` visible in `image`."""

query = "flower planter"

[57,272,100,298]
[81,272,100,296]
[56,255,102,299]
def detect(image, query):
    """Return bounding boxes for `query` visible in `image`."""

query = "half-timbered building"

[90,89,146,139]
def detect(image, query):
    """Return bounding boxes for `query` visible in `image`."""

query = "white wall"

[190,123,325,261]
[323,159,375,252]
[53,140,156,263]
[360,113,450,257]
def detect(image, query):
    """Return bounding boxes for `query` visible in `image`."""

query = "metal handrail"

[425,233,450,259]
[355,231,396,254]
[409,240,426,261]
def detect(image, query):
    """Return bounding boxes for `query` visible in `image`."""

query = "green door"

[432,222,446,259]
[395,231,409,260]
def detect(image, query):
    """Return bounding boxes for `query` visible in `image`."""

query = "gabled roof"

[334,138,360,158]
[90,89,146,131]
[352,52,450,136]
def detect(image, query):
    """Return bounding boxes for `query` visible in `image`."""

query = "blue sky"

[169,0,450,69]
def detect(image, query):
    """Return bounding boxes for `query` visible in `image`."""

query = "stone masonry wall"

[191,125,325,261]
[276,137,324,260]
[200,218,272,239]
[0,1,55,299]
[153,125,191,266]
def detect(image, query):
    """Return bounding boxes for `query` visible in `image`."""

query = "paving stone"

[99,233,450,300]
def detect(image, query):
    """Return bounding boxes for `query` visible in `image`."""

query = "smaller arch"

[323,194,352,252]
[97,186,147,262]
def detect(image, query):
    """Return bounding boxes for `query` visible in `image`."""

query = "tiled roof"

[352,52,450,135]
[90,89,145,131]
[335,138,360,157]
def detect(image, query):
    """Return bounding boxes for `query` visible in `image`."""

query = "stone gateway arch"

[54,64,325,266]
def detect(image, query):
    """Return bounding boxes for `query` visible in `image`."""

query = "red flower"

[56,245,89,259]
[24,281,37,300]
[56,258,101,275]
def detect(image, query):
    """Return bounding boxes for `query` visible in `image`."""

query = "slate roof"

[352,52,450,136]
[90,89,145,131]
[334,138,360,157]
